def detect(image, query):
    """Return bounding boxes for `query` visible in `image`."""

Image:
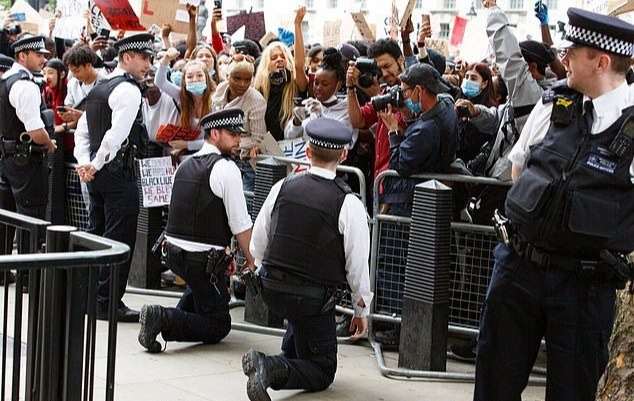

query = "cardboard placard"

[259,31,278,48]
[425,38,449,57]
[92,0,145,31]
[226,11,266,43]
[449,16,467,47]
[400,0,417,29]
[138,157,176,208]
[351,12,375,42]
[53,0,89,39]
[90,0,111,31]
[608,0,634,15]
[277,137,309,175]
[140,0,189,34]
[155,124,201,143]
[322,20,341,48]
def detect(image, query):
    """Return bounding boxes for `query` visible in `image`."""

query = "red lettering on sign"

[142,0,154,16]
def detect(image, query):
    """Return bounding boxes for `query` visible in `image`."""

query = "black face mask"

[269,68,291,86]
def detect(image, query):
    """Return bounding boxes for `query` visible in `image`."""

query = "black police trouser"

[474,244,616,401]
[161,243,231,344]
[259,266,337,393]
[0,156,48,254]
[86,168,138,310]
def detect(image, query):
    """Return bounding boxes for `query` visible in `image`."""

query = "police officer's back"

[474,8,634,401]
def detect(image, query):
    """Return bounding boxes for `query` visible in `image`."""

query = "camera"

[355,57,382,88]
[98,28,110,38]
[6,24,21,36]
[214,0,222,9]
[467,141,493,176]
[456,104,472,119]
[371,85,405,111]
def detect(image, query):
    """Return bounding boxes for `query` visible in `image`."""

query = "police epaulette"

[16,70,30,80]
[541,78,569,104]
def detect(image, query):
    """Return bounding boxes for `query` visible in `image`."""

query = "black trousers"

[86,168,138,310]
[260,266,337,393]
[474,244,617,401]
[0,156,48,254]
[161,243,231,344]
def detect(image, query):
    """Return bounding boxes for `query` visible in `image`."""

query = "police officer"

[74,33,154,322]
[137,108,255,353]
[475,8,634,401]
[0,36,55,287]
[244,118,373,401]
[0,54,14,78]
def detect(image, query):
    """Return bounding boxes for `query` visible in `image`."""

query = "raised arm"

[293,7,309,92]
[184,4,198,59]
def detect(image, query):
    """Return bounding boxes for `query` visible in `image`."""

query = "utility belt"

[100,139,136,176]
[259,265,345,314]
[492,209,634,289]
[162,240,233,282]
[0,133,48,166]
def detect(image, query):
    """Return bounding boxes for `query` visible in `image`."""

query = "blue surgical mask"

[404,98,422,113]
[170,71,183,87]
[186,81,207,96]
[209,67,216,77]
[461,80,482,99]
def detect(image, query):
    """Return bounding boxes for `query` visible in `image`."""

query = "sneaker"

[449,340,477,362]
[161,269,176,284]
[374,329,400,351]
[138,305,169,353]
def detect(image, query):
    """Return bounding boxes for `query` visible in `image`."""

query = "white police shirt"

[4,62,45,132]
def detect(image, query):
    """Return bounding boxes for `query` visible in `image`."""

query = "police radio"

[609,114,634,157]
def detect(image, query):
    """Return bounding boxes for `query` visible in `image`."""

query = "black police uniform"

[474,8,634,401]
[0,37,53,254]
[243,118,373,401]
[73,33,154,321]
[137,108,252,353]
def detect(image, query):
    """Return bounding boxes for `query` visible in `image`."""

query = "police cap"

[114,33,156,56]
[11,35,50,55]
[0,54,14,72]
[561,7,634,57]
[200,108,247,134]
[305,118,352,150]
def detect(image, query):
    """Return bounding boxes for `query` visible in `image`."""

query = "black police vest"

[165,153,233,247]
[263,174,351,286]
[84,75,144,156]
[505,86,634,258]
[0,70,46,140]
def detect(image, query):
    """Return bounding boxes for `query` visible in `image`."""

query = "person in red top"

[346,38,407,184]
[42,58,70,150]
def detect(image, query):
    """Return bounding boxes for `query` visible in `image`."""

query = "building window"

[509,0,524,9]
[236,0,244,9]
[443,0,456,9]
[439,23,450,38]
[257,0,264,7]
[306,0,314,7]
[331,0,338,8]
[415,0,423,8]
[301,20,309,34]
[545,0,557,9]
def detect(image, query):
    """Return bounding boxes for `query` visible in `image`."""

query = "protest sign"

[450,16,467,47]
[138,157,176,208]
[425,38,449,57]
[608,0,634,15]
[89,0,111,31]
[92,0,145,31]
[322,20,341,48]
[227,11,266,42]
[351,12,375,42]
[277,137,309,175]
[400,0,416,29]
[259,31,278,48]
[53,0,89,39]
[140,0,189,34]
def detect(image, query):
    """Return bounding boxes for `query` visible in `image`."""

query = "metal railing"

[0,209,130,401]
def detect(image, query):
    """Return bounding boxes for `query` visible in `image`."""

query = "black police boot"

[449,339,477,363]
[242,349,289,401]
[138,305,170,353]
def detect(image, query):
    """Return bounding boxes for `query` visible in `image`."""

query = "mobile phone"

[56,106,68,113]
[98,28,110,38]
[456,105,471,119]
[10,13,26,22]
[90,32,98,40]
[214,0,222,9]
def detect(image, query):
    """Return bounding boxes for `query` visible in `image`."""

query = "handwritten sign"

[425,38,449,57]
[322,20,342,48]
[608,0,634,15]
[53,0,89,39]
[351,12,375,42]
[90,0,111,31]
[400,0,416,29]
[92,0,145,31]
[259,31,277,48]
[138,157,176,208]
[227,11,266,42]
[277,137,309,175]
[140,0,189,34]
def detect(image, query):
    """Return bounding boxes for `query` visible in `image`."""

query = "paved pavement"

[83,292,547,401]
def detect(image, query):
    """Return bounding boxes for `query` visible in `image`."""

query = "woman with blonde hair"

[253,7,309,140]
[155,48,214,153]
[212,53,266,190]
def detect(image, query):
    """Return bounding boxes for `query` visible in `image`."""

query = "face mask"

[461,80,482,99]
[404,98,422,113]
[209,67,216,77]
[186,81,207,96]
[269,68,291,86]
[170,71,182,87]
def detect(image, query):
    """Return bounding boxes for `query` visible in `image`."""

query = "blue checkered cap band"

[308,136,345,149]
[118,39,153,53]
[565,23,634,56]
[202,115,244,130]
[13,38,46,54]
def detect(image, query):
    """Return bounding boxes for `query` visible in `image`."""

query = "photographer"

[0,17,22,58]
[347,38,407,182]
[138,109,255,353]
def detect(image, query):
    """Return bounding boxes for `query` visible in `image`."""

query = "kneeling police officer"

[138,108,255,353]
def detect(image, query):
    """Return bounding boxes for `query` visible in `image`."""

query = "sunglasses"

[231,53,255,64]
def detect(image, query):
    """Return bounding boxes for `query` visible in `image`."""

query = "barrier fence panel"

[0,209,129,401]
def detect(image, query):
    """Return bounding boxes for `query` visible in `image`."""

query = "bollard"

[399,180,452,371]
[244,158,287,328]
[47,133,66,225]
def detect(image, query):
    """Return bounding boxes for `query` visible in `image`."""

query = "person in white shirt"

[73,33,154,323]
[243,118,372,401]
[138,108,255,353]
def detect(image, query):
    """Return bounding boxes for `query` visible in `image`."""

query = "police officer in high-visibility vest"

[74,33,154,323]
[475,8,634,401]
[244,118,373,401]
[0,36,56,260]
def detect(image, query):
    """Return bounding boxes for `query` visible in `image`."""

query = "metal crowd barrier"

[0,209,130,401]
